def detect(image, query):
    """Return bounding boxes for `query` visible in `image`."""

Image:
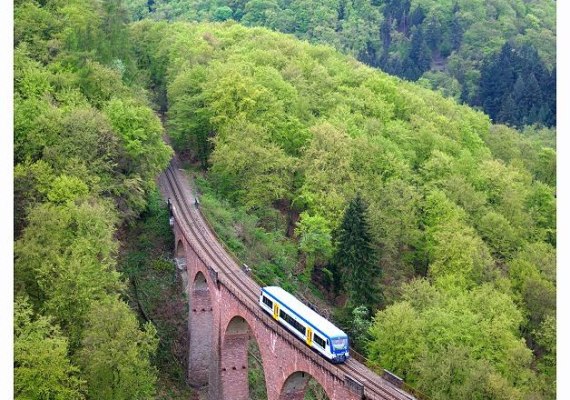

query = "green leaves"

[47,175,90,204]
[78,61,128,108]
[15,297,85,400]
[427,220,494,286]
[298,123,355,224]
[296,212,333,260]
[167,66,212,167]
[295,212,333,282]
[78,297,158,400]
[15,200,121,346]
[334,195,382,310]
[368,301,426,380]
[13,5,558,397]
[209,118,295,209]
[368,280,534,398]
[14,50,54,99]
[104,97,173,180]
[477,211,521,259]
[14,2,168,397]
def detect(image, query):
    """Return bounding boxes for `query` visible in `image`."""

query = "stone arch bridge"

[159,162,418,400]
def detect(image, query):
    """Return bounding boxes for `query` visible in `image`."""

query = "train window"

[262,296,273,308]
[279,309,306,336]
[314,334,326,349]
[332,338,348,350]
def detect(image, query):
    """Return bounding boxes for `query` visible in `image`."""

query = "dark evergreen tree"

[479,42,516,121]
[337,0,346,21]
[497,94,517,125]
[451,2,463,51]
[516,44,549,83]
[228,0,248,20]
[517,73,543,126]
[459,82,471,104]
[380,17,392,50]
[409,6,426,27]
[478,42,554,128]
[359,41,378,68]
[544,67,556,126]
[334,195,382,311]
[384,0,411,34]
[425,15,441,51]
[380,53,405,77]
[403,26,431,80]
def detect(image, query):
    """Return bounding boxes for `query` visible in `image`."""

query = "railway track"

[160,160,417,400]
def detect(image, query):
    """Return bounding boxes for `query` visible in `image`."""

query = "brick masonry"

[174,222,362,400]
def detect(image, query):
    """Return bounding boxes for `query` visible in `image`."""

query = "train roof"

[261,286,347,339]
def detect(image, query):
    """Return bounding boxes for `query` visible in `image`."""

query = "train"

[259,286,350,363]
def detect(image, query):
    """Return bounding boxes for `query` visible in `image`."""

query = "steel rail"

[160,160,416,400]
[163,165,361,389]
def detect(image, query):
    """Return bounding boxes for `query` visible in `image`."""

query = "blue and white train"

[259,286,350,363]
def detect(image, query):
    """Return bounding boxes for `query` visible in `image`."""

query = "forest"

[124,0,556,128]
[130,20,555,399]
[14,0,555,399]
[14,0,172,398]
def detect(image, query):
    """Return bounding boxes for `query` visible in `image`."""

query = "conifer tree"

[404,26,431,80]
[334,195,382,311]
[450,2,463,51]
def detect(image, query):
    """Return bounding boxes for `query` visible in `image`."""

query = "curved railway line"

[160,160,418,400]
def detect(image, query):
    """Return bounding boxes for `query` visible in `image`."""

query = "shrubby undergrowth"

[14,1,172,398]
[130,21,556,399]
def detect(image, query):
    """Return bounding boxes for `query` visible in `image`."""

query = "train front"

[330,336,350,363]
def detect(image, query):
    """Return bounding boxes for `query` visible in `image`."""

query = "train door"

[273,303,280,320]
[306,327,313,346]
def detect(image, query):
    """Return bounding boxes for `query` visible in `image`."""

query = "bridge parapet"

[162,164,418,400]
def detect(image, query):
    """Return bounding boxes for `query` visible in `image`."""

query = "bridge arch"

[165,165,417,400]
[174,239,188,292]
[220,315,267,400]
[188,270,213,387]
[175,239,185,258]
[279,370,331,400]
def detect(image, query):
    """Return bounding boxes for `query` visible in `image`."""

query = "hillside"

[14,0,177,398]
[130,20,556,399]
[126,0,557,128]
[13,0,556,398]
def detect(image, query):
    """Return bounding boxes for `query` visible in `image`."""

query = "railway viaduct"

[159,161,417,400]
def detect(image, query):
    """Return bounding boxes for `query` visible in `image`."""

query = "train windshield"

[332,338,347,350]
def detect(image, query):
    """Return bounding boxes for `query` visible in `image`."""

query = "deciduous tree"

[295,212,333,283]
[15,297,85,400]
[15,200,122,346]
[78,297,158,400]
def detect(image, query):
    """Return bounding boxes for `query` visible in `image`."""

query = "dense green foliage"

[129,21,555,399]
[126,0,556,128]
[478,42,555,128]
[334,195,382,310]
[369,280,537,399]
[15,297,85,399]
[78,297,159,399]
[15,200,122,347]
[15,0,556,398]
[14,0,172,397]
[196,175,300,292]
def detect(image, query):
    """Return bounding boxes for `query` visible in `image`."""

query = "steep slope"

[126,0,556,128]
[130,21,555,399]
